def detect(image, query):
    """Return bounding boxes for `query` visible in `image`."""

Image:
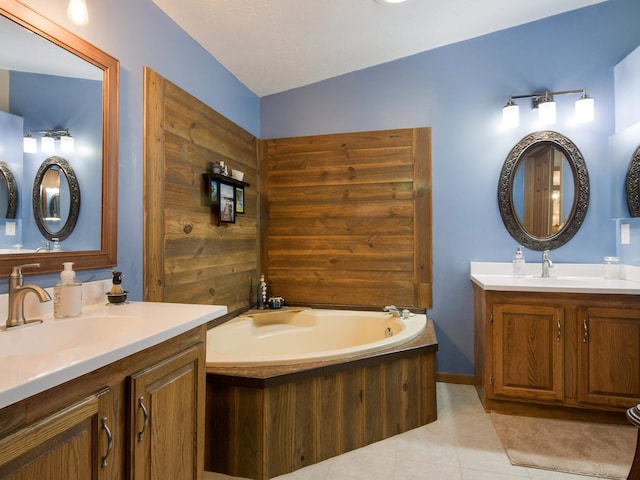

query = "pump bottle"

[512,246,526,278]
[54,262,82,318]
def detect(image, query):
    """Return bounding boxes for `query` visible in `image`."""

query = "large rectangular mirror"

[0,0,118,276]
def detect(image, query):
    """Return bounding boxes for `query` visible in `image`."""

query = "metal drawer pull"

[557,319,562,342]
[138,396,149,442]
[583,319,589,343]
[101,416,113,468]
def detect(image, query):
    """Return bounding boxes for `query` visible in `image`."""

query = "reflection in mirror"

[512,144,575,238]
[32,156,80,241]
[0,161,18,219]
[0,0,118,275]
[498,131,590,251]
[625,145,640,217]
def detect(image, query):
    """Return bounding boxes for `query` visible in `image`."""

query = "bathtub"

[204,307,438,479]
[206,307,427,366]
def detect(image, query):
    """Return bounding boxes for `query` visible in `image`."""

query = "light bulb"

[23,134,37,153]
[60,135,75,153]
[67,0,89,26]
[575,95,594,123]
[41,135,55,153]
[502,100,519,128]
[538,100,556,125]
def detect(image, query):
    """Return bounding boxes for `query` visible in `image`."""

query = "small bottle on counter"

[257,274,267,309]
[54,262,83,318]
[512,246,525,278]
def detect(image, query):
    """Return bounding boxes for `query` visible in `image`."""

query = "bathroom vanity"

[0,299,226,479]
[472,262,640,420]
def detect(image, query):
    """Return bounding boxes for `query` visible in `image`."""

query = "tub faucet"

[383,305,401,317]
[5,263,51,329]
[541,250,554,278]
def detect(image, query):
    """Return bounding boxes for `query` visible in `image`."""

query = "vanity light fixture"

[502,88,594,128]
[23,129,75,154]
[67,0,89,26]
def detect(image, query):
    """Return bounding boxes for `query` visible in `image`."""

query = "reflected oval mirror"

[0,161,18,219]
[32,156,80,241]
[625,145,640,217]
[498,131,590,250]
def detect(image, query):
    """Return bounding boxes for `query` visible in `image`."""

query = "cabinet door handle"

[101,416,113,468]
[583,319,589,343]
[138,396,149,443]
[556,319,562,342]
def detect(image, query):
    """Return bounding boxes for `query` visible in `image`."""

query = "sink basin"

[0,315,144,357]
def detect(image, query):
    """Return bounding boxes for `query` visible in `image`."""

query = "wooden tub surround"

[205,319,438,480]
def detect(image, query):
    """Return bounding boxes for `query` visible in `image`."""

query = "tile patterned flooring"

[205,382,615,480]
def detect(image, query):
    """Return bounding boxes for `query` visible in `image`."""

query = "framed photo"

[235,186,245,214]
[208,178,219,206]
[219,181,236,223]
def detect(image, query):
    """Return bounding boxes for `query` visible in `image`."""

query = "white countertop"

[0,299,227,409]
[470,262,640,294]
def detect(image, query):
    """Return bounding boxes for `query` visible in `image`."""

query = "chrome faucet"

[383,305,402,317]
[35,241,50,253]
[541,250,554,278]
[5,263,51,329]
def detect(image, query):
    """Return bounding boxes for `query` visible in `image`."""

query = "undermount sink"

[0,315,144,357]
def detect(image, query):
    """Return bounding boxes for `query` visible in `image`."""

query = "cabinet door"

[493,303,564,401]
[0,389,113,480]
[129,344,204,480]
[578,307,640,408]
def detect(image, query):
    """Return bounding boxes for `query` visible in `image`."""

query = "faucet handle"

[10,263,42,278]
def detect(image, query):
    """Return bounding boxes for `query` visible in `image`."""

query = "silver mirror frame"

[625,145,640,217]
[0,161,18,219]
[498,131,590,251]
[32,156,80,241]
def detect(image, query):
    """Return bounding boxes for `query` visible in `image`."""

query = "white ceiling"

[151,0,606,97]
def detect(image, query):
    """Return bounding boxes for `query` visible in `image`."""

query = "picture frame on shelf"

[219,181,236,223]
[208,177,219,206]
[236,186,244,214]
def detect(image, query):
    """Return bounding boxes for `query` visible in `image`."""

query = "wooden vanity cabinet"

[0,388,113,480]
[474,285,640,417]
[0,325,206,480]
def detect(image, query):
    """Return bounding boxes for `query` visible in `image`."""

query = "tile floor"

[205,382,615,480]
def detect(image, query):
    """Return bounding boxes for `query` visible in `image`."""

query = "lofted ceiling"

[151,0,606,97]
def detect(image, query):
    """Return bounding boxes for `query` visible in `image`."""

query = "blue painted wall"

[13,0,640,375]
[260,0,640,374]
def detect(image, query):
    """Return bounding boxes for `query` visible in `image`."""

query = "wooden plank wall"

[259,128,432,309]
[143,68,258,311]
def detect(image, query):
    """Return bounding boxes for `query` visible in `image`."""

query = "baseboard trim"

[436,372,474,385]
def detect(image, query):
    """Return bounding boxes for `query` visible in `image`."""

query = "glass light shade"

[23,135,37,153]
[538,100,556,125]
[60,135,75,153]
[67,0,89,26]
[575,96,594,123]
[502,103,519,128]
[41,135,55,153]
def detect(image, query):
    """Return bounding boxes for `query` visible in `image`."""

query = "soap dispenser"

[54,262,82,318]
[512,246,526,278]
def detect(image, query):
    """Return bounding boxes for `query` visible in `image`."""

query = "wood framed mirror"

[498,131,590,251]
[0,0,118,275]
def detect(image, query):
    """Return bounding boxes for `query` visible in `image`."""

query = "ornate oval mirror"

[0,161,18,219]
[32,157,80,241]
[625,145,640,217]
[498,131,590,250]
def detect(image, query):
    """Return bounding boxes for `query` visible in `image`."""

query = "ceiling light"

[375,0,409,5]
[67,0,89,26]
